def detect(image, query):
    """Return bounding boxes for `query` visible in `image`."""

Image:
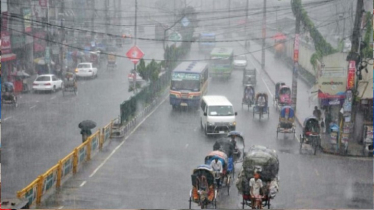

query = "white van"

[200,95,237,135]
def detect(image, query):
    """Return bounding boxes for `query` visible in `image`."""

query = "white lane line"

[30,105,36,109]
[58,206,64,209]
[314,169,319,176]
[80,181,87,187]
[3,116,12,121]
[294,134,300,143]
[261,77,274,98]
[185,144,189,148]
[51,96,56,100]
[89,97,167,178]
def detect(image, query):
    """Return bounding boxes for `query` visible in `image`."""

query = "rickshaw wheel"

[189,196,192,209]
[299,135,303,154]
[267,199,271,209]
[313,139,318,155]
[242,196,245,209]
[227,175,230,195]
[214,198,217,209]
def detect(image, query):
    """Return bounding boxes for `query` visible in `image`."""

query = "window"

[77,64,91,68]
[208,106,234,116]
[52,76,57,81]
[171,80,200,91]
[201,100,206,111]
[36,76,51,82]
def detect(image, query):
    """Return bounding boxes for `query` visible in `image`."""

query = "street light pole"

[133,0,138,93]
[244,0,249,48]
[261,0,267,70]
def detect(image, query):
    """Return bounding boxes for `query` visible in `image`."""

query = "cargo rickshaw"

[300,117,321,155]
[189,165,217,209]
[107,53,117,71]
[276,106,296,139]
[236,145,280,209]
[253,93,269,120]
[242,85,255,110]
[204,151,231,195]
[2,82,18,108]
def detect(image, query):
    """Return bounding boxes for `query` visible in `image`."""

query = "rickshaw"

[90,51,100,67]
[62,72,77,96]
[273,82,285,108]
[107,53,117,71]
[242,85,255,110]
[204,151,231,195]
[2,82,17,108]
[276,106,296,139]
[189,165,217,209]
[300,117,321,155]
[253,93,269,120]
[274,85,292,111]
[242,68,257,86]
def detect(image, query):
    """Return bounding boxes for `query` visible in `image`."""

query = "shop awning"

[1,53,17,62]
[34,57,55,65]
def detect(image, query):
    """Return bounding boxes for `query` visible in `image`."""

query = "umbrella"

[78,120,96,129]
[16,70,30,78]
[272,32,287,40]
[34,58,55,65]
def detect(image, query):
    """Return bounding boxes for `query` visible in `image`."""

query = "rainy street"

[2,0,372,209]
[40,39,372,209]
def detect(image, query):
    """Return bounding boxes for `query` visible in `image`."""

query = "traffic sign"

[126,45,145,64]
[168,31,182,42]
[181,17,190,27]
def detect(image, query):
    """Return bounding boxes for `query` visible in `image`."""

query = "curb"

[245,43,366,158]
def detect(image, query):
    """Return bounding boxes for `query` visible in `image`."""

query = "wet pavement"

[39,36,373,209]
[1,38,166,199]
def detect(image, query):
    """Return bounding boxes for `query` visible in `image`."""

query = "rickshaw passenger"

[249,172,263,208]
[305,120,319,136]
[257,95,267,112]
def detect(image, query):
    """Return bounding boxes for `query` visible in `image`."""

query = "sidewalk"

[247,40,365,157]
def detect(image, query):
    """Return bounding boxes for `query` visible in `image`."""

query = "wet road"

[41,38,372,209]
[1,36,166,199]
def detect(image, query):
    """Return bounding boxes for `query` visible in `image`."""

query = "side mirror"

[204,112,207,116]
[235,112,238,116]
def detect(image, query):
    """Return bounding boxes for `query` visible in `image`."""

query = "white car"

[33,74,63,93]
[75,63,98,79]
[234,55,248,69]
[128,71,145,83]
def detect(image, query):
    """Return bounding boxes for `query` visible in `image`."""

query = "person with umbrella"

[79,120,96,143]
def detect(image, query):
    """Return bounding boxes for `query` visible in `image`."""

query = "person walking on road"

[313,106,322,121]
[324,109,332,134]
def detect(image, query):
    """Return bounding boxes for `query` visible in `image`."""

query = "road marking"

[185,144,189,148]
[89,97,167,178]
[261,77,273,98]
[3,116,12,121]
[294,134,300,143]
[51,96,56,100]
[30,105,36,109]
[314,169,319,176]
[80,181,86,187]
[58,206,64,209]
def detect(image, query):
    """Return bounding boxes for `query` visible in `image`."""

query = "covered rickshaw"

[276,106,296,139]
[242,68,257,86]
[273,82,285,107]
[189,165,217,209]
[253,93,269,120]
[300,116,321,155]
[62,72,77,96]
[107,52,117,71]
[274,84,292,111]
[242,85,255,110]
[236,145,280,209]
[204,151,231,195]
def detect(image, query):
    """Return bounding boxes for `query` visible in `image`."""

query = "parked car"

[75,62,98,79]
[32,74,63,93]
[234,54,247,69]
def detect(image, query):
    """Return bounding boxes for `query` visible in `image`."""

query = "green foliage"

[362,12,373,58]
[136,58,162,83]
[137,59,147,80]
[291,0,337,70]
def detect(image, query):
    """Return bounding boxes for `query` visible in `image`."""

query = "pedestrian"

[313,106,322,121]
[325,109,332,134]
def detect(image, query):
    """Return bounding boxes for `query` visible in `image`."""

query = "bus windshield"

[208,106,234,116]
[171,80,200,91]
[211,57,231,65]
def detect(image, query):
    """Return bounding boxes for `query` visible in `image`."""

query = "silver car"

[234,55,247,69]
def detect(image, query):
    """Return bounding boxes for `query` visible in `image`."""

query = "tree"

[137,58,148,81]
[148,59,161,83]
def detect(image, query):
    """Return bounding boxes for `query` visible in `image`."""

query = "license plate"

[219,131,225,134]
[180,103,187,106]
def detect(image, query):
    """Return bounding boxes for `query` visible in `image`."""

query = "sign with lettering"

[347,61,355,89]
[172,73,200,81]
[23,8,32,32]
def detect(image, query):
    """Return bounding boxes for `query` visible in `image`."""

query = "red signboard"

[1,31,11,54]
[34,31,46,52]
[126,45,145,64]
[1,12,9,31]
[293,50,299,62]
[293,34,299,62]
[39,0,48,8]
[347,61,355,89]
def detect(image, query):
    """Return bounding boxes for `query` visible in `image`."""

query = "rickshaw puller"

[210,158,223,187]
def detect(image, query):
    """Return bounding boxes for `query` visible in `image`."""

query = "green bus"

[209,47,234,78]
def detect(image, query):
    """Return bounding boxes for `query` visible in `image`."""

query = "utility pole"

[105,0,109,35]
[244,0,249,48]
[351,0,364,53]
[91,0,95,38]
[228,0,231,27]
[261,0,266,70]
[291,0,300,112]
[60,0,65,73]
[133,0,138,93]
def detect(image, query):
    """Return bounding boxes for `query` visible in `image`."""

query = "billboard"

[318,68,346,99]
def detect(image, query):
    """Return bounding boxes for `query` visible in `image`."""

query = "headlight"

[75,69,78,73]
[208,122,215,126]
[175,94,181,98]
[189,95,194,99]
[231,121,236,126]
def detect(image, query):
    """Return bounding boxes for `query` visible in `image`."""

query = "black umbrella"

[78,120,96,129]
